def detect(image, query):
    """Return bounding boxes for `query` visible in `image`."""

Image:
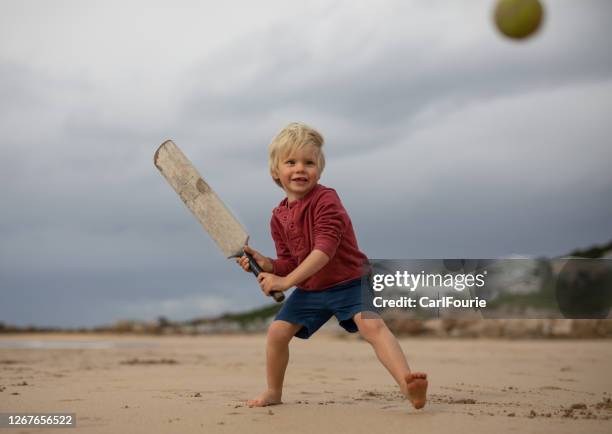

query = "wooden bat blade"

[154,140,248,258]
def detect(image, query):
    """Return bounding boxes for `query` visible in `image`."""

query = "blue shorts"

[275,277,364,339]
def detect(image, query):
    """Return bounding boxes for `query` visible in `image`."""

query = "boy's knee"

[267,321,297,344]
[357,318,386,342]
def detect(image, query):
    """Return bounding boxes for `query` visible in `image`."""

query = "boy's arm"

[284,249,329,287]
[311,190,347,260]
[257,249,329,295]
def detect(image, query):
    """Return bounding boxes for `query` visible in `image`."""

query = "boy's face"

[274,145,321,202]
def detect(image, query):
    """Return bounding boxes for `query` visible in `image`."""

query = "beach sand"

[1,332,611,433]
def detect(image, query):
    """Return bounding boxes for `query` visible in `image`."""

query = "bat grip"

[245,251,263,276]
[244,251,285,303]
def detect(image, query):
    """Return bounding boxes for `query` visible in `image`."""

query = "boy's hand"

[257,273,290,296]
[236,245,273,273]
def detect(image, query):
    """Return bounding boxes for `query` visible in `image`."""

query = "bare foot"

[403,372,428,409]
[247,390,282,407]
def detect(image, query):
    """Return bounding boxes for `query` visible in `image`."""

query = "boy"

[237,122,428,409]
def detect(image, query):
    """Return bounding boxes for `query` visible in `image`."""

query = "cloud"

[1,0,611,327]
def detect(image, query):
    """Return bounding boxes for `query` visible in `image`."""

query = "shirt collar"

[278,183,323,211]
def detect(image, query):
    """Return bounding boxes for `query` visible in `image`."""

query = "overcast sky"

[1,0,611,327]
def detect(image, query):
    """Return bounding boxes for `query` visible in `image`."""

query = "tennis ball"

[494,0,544,40]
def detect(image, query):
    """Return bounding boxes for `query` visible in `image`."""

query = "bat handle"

[244,251,263,275]
[271,291,285,303]
[244,251,285,303]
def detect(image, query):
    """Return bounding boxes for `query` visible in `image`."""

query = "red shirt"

[270,184,368,290]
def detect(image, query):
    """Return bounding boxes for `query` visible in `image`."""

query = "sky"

[1,0,611,328]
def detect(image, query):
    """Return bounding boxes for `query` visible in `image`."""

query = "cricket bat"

[154,140,285,303]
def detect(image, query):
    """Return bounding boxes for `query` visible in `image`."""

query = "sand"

[1,332,611,433]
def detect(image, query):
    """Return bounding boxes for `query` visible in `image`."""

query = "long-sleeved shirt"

[270,183,368,290]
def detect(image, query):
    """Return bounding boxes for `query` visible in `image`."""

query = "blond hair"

[268,122,325,187]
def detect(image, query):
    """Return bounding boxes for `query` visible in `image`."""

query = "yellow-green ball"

[494,0,544,40]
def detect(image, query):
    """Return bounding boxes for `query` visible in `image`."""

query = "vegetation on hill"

[566,239,612,258]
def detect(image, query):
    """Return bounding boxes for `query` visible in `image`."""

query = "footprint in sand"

[539,386,564,390]
[450,398,477,404]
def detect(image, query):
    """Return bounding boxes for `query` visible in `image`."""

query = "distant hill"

[565,239,612,258]
[186,303,282,329]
